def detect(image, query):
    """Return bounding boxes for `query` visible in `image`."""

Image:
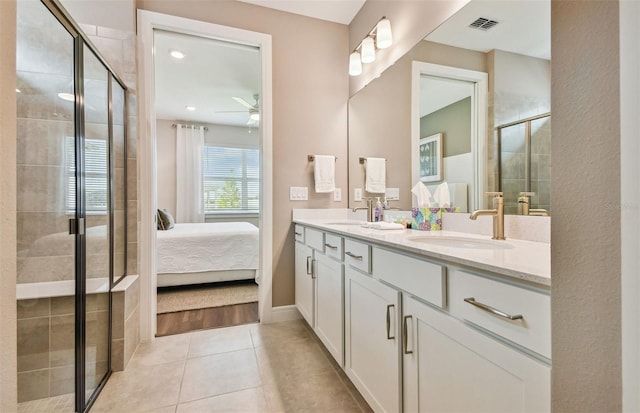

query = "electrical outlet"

[385,187,400,200]
[333,188,342,202]
[354,188,362,202]
[289,186,308,201]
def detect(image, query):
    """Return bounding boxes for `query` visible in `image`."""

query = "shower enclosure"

[497,113,551,215]
[16,0,127,411]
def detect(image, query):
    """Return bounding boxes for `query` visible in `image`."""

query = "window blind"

[203,145,259,213]
[65,137,108,213]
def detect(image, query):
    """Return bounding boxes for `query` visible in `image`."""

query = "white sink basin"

[406,235,514,250]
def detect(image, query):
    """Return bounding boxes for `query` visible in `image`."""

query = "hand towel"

[363,222,405,230]
[314,155,336,193]
[433,182,451,208]
[365,157,386,193]
[411,182,432,208]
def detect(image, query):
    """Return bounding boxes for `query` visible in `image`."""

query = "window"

[203,145,259,213]
[65,137,108,214]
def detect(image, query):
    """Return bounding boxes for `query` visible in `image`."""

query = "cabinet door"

[314,253,344,366]
[345,267,401,413]
[403,296,550,413]
[294,241,314,327]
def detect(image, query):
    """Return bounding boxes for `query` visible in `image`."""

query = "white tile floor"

[90,320,371,413]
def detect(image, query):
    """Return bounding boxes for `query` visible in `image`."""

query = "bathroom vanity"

[292,213,550,413]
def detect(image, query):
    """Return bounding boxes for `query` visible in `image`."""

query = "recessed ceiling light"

[169,49,185,59]
[58,92,75,102]
[185,105,196,111]
[16,88,21,93]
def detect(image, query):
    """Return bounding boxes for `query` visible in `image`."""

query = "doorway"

[137,11,273,341]
[153,29,262,335]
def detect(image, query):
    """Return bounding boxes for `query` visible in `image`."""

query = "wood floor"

[156,302,259,337]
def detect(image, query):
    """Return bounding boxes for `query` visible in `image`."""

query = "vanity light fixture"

[361,36,375,63]
[349,16,393,76]
[349,51,363,76]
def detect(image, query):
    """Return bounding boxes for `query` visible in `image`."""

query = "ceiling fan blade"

[232,96,255,110]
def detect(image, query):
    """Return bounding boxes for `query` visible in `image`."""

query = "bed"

[156,222,259,287]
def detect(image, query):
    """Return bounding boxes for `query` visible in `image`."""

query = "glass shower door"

[82,45,111,404]
[15,0,76,407]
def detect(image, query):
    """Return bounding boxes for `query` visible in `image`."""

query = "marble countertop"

[293,218,551,288]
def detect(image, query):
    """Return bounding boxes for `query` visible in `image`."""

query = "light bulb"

[250,112,260,121]
[376,18,393,49]
[349,52,362,76]
[361,36,375,63]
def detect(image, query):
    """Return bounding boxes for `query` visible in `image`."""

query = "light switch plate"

[354,188,362,202]
[385,187,400,200]
[333,188,342,202]
[289,186,308,201]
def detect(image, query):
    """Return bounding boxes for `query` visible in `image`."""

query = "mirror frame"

[410,61,488,210]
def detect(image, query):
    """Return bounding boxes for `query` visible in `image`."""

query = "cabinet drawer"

[449,270,551,359]
[373,247,446,308]
[305,228,324,251]
[323,233,343,261]
[344,239,371,273]
[294,225,304,243]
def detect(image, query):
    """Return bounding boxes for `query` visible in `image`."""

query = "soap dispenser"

[374,197,383,222]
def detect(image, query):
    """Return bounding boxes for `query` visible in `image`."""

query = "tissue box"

[411,208,459,231]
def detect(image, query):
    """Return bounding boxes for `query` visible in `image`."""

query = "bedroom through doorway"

[152,29,263,336]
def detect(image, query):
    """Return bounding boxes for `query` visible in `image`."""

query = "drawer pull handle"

[386,304,395,340]
[464,297,523,321]
[324,243,338,250]
[306,256,312,275]
[295,231,303,236]
[345,251,363,260]
[311,259,316,279]
[403,315,413,354]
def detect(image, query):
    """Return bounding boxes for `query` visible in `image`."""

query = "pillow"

[157,209,175,230]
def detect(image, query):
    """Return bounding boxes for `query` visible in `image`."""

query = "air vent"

[469,17,499,31]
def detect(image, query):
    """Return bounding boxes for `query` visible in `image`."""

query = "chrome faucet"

[352,197,374,222]
[470,192,505,240]
[518,192,549,216]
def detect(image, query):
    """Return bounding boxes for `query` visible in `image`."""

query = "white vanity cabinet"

[293,221,551,413]
[314,247,344,365]
[403,295,550,413]
[294,238,315,327]
[294,225,345,365]
[345,266,401,413]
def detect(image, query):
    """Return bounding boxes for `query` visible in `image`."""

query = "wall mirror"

[348,0,551,215]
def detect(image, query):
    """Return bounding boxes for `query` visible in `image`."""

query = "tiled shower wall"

[81,24,138,277]
[16,21,139,402]
[487,49,551,213]
[17,294,109,402]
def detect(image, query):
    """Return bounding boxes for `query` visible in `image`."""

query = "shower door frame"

[36,1,129,411]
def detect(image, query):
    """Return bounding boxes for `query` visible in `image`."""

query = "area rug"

[157,281,258,314]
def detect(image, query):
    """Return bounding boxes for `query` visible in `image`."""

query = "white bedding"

[156,222,259,274]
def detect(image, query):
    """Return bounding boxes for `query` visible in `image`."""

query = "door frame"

[137,10,273,341]
[411,62,488,211]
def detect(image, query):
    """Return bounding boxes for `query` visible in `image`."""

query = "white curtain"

[176,124,205,223]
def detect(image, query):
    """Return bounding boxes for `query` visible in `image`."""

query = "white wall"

[156,119,259,224]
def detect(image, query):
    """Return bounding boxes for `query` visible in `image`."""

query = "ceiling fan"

[217,93,260,125]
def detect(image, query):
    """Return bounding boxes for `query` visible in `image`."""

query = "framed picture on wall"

[419,133,443,182]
